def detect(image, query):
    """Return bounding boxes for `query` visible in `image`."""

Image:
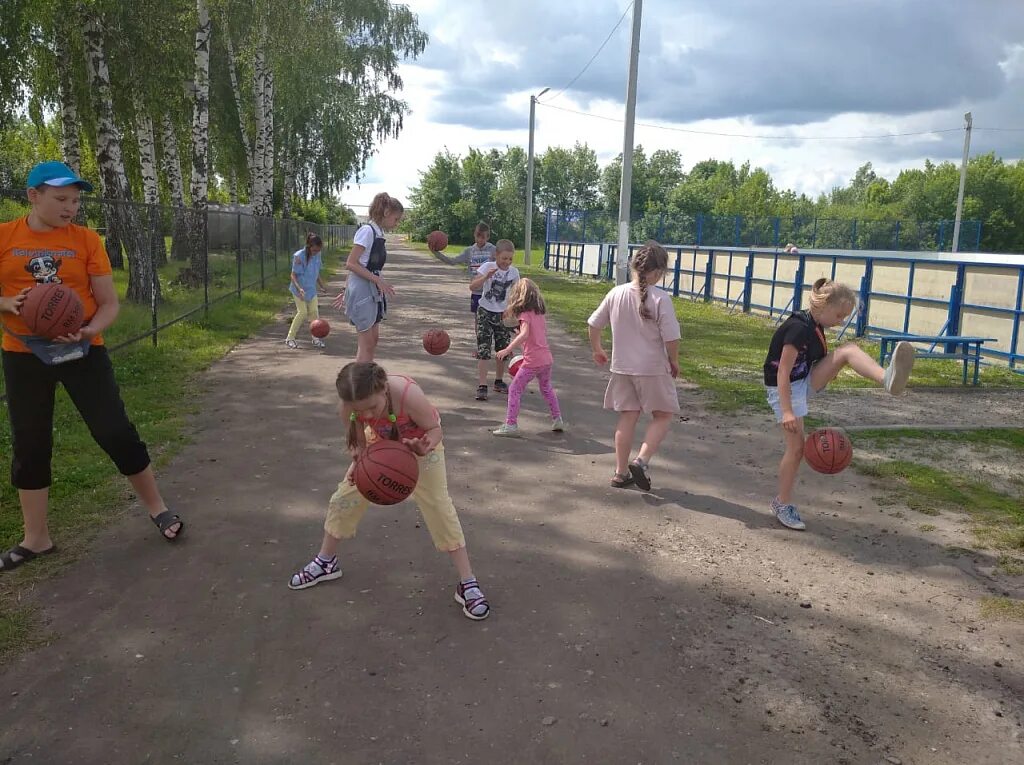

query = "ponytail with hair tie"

[808,277,858,313]
[630,240,670,320]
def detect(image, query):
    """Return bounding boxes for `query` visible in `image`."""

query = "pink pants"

[505,364,561,425]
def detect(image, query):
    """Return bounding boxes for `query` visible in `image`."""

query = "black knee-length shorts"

[2,347,150,490]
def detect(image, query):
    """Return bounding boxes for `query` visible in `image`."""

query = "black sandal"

[151,510,185,541]
[628,459,652,491]
[0,544,57,572]
[610,472,634,489]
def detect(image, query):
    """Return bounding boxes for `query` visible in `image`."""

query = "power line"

[973,126,1024,132]
[536,102,974,140]
[540,2,634,105]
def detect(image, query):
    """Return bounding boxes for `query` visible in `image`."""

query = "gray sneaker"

[883,340,915,395]
[771,498,806,531]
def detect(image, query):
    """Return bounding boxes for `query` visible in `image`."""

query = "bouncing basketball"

[423,328,450,355]
[804,428,853,474]
[354,440,420,505]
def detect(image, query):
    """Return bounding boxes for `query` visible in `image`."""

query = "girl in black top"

[763,278,915,530]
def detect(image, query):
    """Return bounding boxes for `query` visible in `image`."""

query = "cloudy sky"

[347,0,1024,208]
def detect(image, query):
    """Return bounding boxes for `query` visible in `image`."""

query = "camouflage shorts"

[475,308,511,360]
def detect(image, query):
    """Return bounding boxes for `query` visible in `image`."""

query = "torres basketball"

[354,440,420,505]
[423,328,450,355]
[804,428,853,474]
[22,283,84,340]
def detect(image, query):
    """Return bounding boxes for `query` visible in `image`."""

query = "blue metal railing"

[543,238,1024,370]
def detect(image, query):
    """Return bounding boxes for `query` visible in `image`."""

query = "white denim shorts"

[765,377,819,422]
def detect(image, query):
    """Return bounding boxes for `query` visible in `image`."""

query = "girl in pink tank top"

[287,362,491,621]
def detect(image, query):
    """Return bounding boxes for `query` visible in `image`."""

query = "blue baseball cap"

[26,161,94,192]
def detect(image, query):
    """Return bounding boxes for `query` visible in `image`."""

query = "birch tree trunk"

[135,101,168,267]
[161,114,190,261]
[222,13,254,196]
[54,36,81,175]
[261,66,275,215]
[281,141,295,219]
[187,0,212,284]
[54,33,87,226]
[251,17,269,217]
[82,9,159,304]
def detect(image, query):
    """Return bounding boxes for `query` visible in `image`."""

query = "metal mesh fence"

[0,189,356,354]
[546,209,983,253]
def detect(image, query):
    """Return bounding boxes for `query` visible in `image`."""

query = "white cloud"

[1000,44,1024,81]
[344,0,1024,209]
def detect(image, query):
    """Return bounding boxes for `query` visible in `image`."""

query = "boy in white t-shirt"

[468,239,520,400]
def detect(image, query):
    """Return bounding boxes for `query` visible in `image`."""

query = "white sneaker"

[883,341,915,395]
[284,339,298,349]
[492,423,521,437]
[551,417,565,432]
[311,337,326,349]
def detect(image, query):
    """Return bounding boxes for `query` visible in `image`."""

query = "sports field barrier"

[544,239,1024,371]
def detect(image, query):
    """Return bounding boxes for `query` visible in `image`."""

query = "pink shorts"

[603,373,680,413]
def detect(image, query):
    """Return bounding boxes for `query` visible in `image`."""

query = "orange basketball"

[310,318,330,338]
[427,230,448,252]
[803,428,853,474]
[423,328,450,355]
[21,283,84,340]
[354,440,420,505]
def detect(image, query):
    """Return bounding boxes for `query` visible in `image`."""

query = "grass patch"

[979,596,1024,621]
[857,459,1024,550]
[997,555,1024,576]
[0,250,324,659]
[918,523,937,532]
[853,428,1024,454]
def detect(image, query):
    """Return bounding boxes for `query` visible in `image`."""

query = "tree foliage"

[2,0,425,221]
[406,143,1024,253]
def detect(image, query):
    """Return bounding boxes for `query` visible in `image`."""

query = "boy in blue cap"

[0,162,184,572]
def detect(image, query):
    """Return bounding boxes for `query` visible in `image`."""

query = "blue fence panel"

[541,222,1024,369]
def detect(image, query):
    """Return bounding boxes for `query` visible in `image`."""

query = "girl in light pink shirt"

[587,242,680,490]
[493,279,564,436]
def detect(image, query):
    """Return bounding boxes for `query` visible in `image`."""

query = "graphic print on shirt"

[22,253,64,284]
[484,270,513,304]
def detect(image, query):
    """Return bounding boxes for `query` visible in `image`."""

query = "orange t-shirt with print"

[0,216,113,353]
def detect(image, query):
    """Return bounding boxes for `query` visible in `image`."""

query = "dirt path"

[817,386,1024,430]
[1,243,1022,764]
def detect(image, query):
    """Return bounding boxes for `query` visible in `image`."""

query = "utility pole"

[524,87,549,265]
[951,111,972,253]
[615,0,643,284]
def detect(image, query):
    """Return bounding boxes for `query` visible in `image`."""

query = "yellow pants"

[324,444,466,551]
[287,294,320,340]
